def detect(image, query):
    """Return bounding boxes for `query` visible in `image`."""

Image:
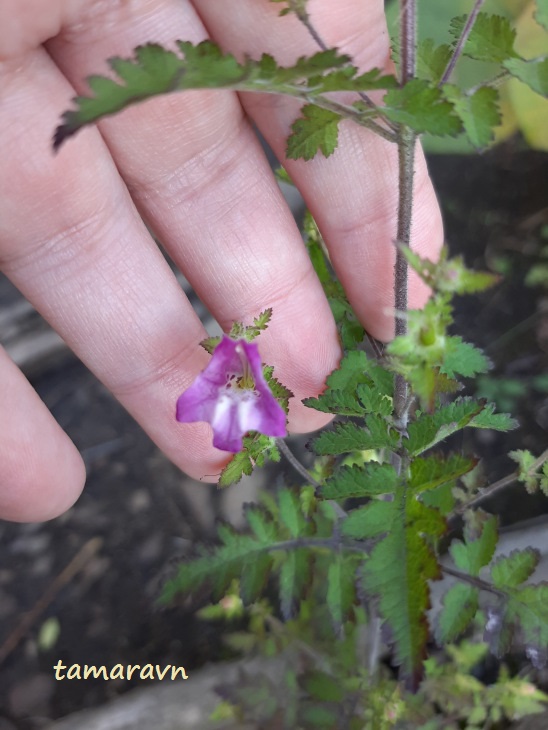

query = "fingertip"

[0,433,86,523]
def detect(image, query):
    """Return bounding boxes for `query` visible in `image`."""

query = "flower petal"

[176,335,287,452]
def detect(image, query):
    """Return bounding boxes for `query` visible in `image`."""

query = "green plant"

[54,0,548,724]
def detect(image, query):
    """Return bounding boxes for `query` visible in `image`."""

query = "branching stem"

[298,9,395,124]
[439,0,486,86]
[451,447,548,519]
[302,93,397,143]
[441,564,506,598]
[277,438,321,488]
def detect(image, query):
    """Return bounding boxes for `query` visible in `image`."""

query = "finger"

[46,0,341,430]
[196,0,444,341]
[0,347,85,522]
[0,47,230,484]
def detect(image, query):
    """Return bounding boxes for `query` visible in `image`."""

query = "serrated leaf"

[469,402,518,431]
[263,366,293,414]
[245,505,278,543]
[341,500,396,539]
[443,85,501,149]
[326,555,360,631]
[491,548,541,589]
[313,416,398,456]
[504,57,548,97]
[240,553,273,603]
[200,335,221,354]
[161,528,271,603]
[406,397,486,456]
[320,463,399,500]
[218,434,281,487]
[441,336,491,378]
[494,584,548,664]
[303,389,365,416]
[325,350,373,391]
[54,43,358,148]
[409,453,476,493]
[449,13,518,64]
[383,79,462,136]
[398,245,500,295]
[436,583,479,644]
[278,489,304,538]
[360,490,444,688]
[356,383,393,416]
[219,450,254,487]
[286,104,341,160]
[279,550,309,620]
[417,40,452,84]
[450,513,498,576]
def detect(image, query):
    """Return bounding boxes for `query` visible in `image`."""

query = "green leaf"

[442,85,501,149]
[436,583,479,644]
[240,553,273,603]
[161,527,270,603]
[269,0,308,20]
[278,489,305,538]
[491,548,541,589]
[450,512,498,576]
[326,555,360,631]
[341,500,395,539]
[219,434,281,487]
[356,383,393,416]
[303,389,366,416]
[449,13,518,64]
[417,40,452,84]
[231,308,273,340]
[312,416,398,456]
[54,42,358,148]
[489,584,548,665]
[504,57,548,98]
[218,450,254,487]
[245,505,278,543]
[383,79,462,136]
[441,336,491,378]
[399,245,500,295]
[263,366,293,414]
[409,453,476,493]
[469,402,518,432]
[320,463,399,500]
[406,397,486,456]
[279,550,309,619]
[304,350,392,417]
[286,104,341,160]
[509,449,539,492]
[360,489,445,688]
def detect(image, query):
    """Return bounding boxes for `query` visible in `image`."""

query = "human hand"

[0,0,443,522]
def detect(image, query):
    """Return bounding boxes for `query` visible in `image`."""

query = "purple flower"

[176,336,287,452]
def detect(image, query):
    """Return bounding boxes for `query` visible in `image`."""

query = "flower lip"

[176,335,287,453]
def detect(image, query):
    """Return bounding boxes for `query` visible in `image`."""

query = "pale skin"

[0,0,443,522]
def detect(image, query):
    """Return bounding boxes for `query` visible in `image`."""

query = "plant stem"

[392,0,418,433]
[451,447,548,519]
[441,564,506,598]
[277,439,348,521]
[298,10,393,123]
[439,0,486,86]
[400,0,417,85]
[302,93,397,143]
[277,438,321,488]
